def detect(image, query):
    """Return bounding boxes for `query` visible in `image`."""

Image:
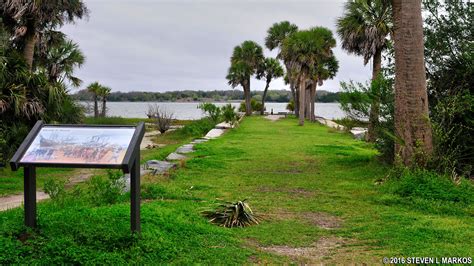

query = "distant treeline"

[72,89,340,103]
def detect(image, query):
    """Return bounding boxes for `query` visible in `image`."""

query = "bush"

[198,102,221,123]
[177,118,216,138]
[239,98,263,113]
[43,179,67,203]
[147,104,174,134]
[84,170,125,205]
[221,104,238,125]
[286,99,295,112]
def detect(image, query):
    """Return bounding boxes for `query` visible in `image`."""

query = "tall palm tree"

[392,0,432,165]
[257,57,284,115]
[226,40,264,116]
[308,55,339,121]
[281,27,337,126]
[0,0,88,70]
[41,38,85,87]
[265,21,299,113]
[86,82,101,118]
[97,86,111,117]
[336,0,392,141]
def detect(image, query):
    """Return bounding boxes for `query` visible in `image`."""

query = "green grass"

[0,117,472,264]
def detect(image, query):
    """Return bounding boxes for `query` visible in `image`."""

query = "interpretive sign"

[10,121,145,233]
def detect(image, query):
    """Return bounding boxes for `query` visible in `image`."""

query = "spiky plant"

[202,200,260,228]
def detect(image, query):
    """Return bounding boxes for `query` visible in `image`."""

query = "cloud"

[62,0,371,93]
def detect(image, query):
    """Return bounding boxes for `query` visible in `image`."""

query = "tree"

[0,0,88,70]
[41,38,85,87]
[265,21,299,113]
[97,85,111,117]
[226,40,264,116]
[257,58,284,115]
[391,0,432,166]
[87,82,101,118]
[308,55,339,121]
[337,0,392,141]
[281,27,337,126]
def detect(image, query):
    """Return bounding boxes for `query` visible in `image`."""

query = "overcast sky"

[62,0,371,93]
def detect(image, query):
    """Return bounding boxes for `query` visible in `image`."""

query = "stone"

[176,144,194,154]
[350,128,367,140]
[204,128,225,139]
[215,122,233,129]
[191,138,208,144]
[166,152,187,161]
[123,168,152,192]
[145,160,176,174]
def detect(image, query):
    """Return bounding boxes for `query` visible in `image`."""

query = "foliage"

[198,102,221,123]
[286,99,294,112]
[202,200,260,228]
[423,0,473,177]
[177,118,216,138]
[148,104,174,134]
[43,178,66,204]
[221,104,238,125]
[339,73,394,161]
[336,0,392,65]
[84,170,125,206]
[239,98,263,113]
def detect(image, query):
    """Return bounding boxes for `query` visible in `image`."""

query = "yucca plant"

[202,200,260,228]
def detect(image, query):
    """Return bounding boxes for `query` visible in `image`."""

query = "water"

[79,101,345,120]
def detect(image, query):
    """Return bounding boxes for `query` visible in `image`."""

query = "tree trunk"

[289,81,296,114]
[294,81,300,115]
[93,95,99,118]
[367,48,382,142]
[244,79,252,116]
[22,25,36,71]
[392,0,433,166]
[261,79,270,115]
[101,97,107,117]
[310,80,317,122]
[304,84,311,119]
[298,74,306,126]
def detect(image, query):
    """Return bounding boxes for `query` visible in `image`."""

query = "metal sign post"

[10,120,145,233]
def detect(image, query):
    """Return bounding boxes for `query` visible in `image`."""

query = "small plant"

[147,104,174,134]
[43,179,66,203]
[85,170,125,205]
[286,99,295,112]
[239,99,263,113]
[221,104,238,126]
[198,102,221,122]
[202,199,260,228]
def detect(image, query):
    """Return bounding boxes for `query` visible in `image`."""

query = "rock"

[145,160,176,174]
[176,144,194,154]
[204,128,225,139]
[166,152,187,161]
[350,128,367,140]
[191,138,208,144]
[215,122,233,129]
[123,168,152,192]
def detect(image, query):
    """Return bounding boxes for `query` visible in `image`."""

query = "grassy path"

[0,117,472,264]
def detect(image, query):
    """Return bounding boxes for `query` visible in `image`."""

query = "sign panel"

[20,126,135,165]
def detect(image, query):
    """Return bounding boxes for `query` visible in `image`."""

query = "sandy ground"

[264,115,285,121]
[0,192,50,211]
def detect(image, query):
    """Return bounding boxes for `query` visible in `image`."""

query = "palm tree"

[392,0,432,165]
[0,0,88,70]
[281,27,337,126]
[336,0,392,141]
[257,57,284,115]
[41,38,85,87]
[308,55,339,121]
[86,82,101,118]
[226,40,264,116]
[265,21,299,113]
[97,86,111,117]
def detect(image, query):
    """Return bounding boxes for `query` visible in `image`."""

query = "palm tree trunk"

[367,48,382,142]
[294,81,300,115]
[392,0,433,166]
[101,97,107,117]
[261,79,270,115]
[22,26,36,71]
[244,80,251,116]
[298,74,306,126]
[93,95,99,118]
[310,80,317,122]
[304,84,311,119]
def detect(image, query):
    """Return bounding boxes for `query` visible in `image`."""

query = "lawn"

[0,116,472,264]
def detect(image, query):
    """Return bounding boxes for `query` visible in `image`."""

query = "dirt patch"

[265,210,342,229]
[66,169,94,188]
[264,115,285,122]
[261,236,345,263]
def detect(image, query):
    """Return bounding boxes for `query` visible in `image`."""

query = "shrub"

[43,179,67,202]
[202,200,260,228]
[239,98,263,113]
[221,104,238,125]
[84,170,125,205]
[177,118,216,138]
[286,99,295,112]
[198,102,221,123]
[147,104,174,134]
